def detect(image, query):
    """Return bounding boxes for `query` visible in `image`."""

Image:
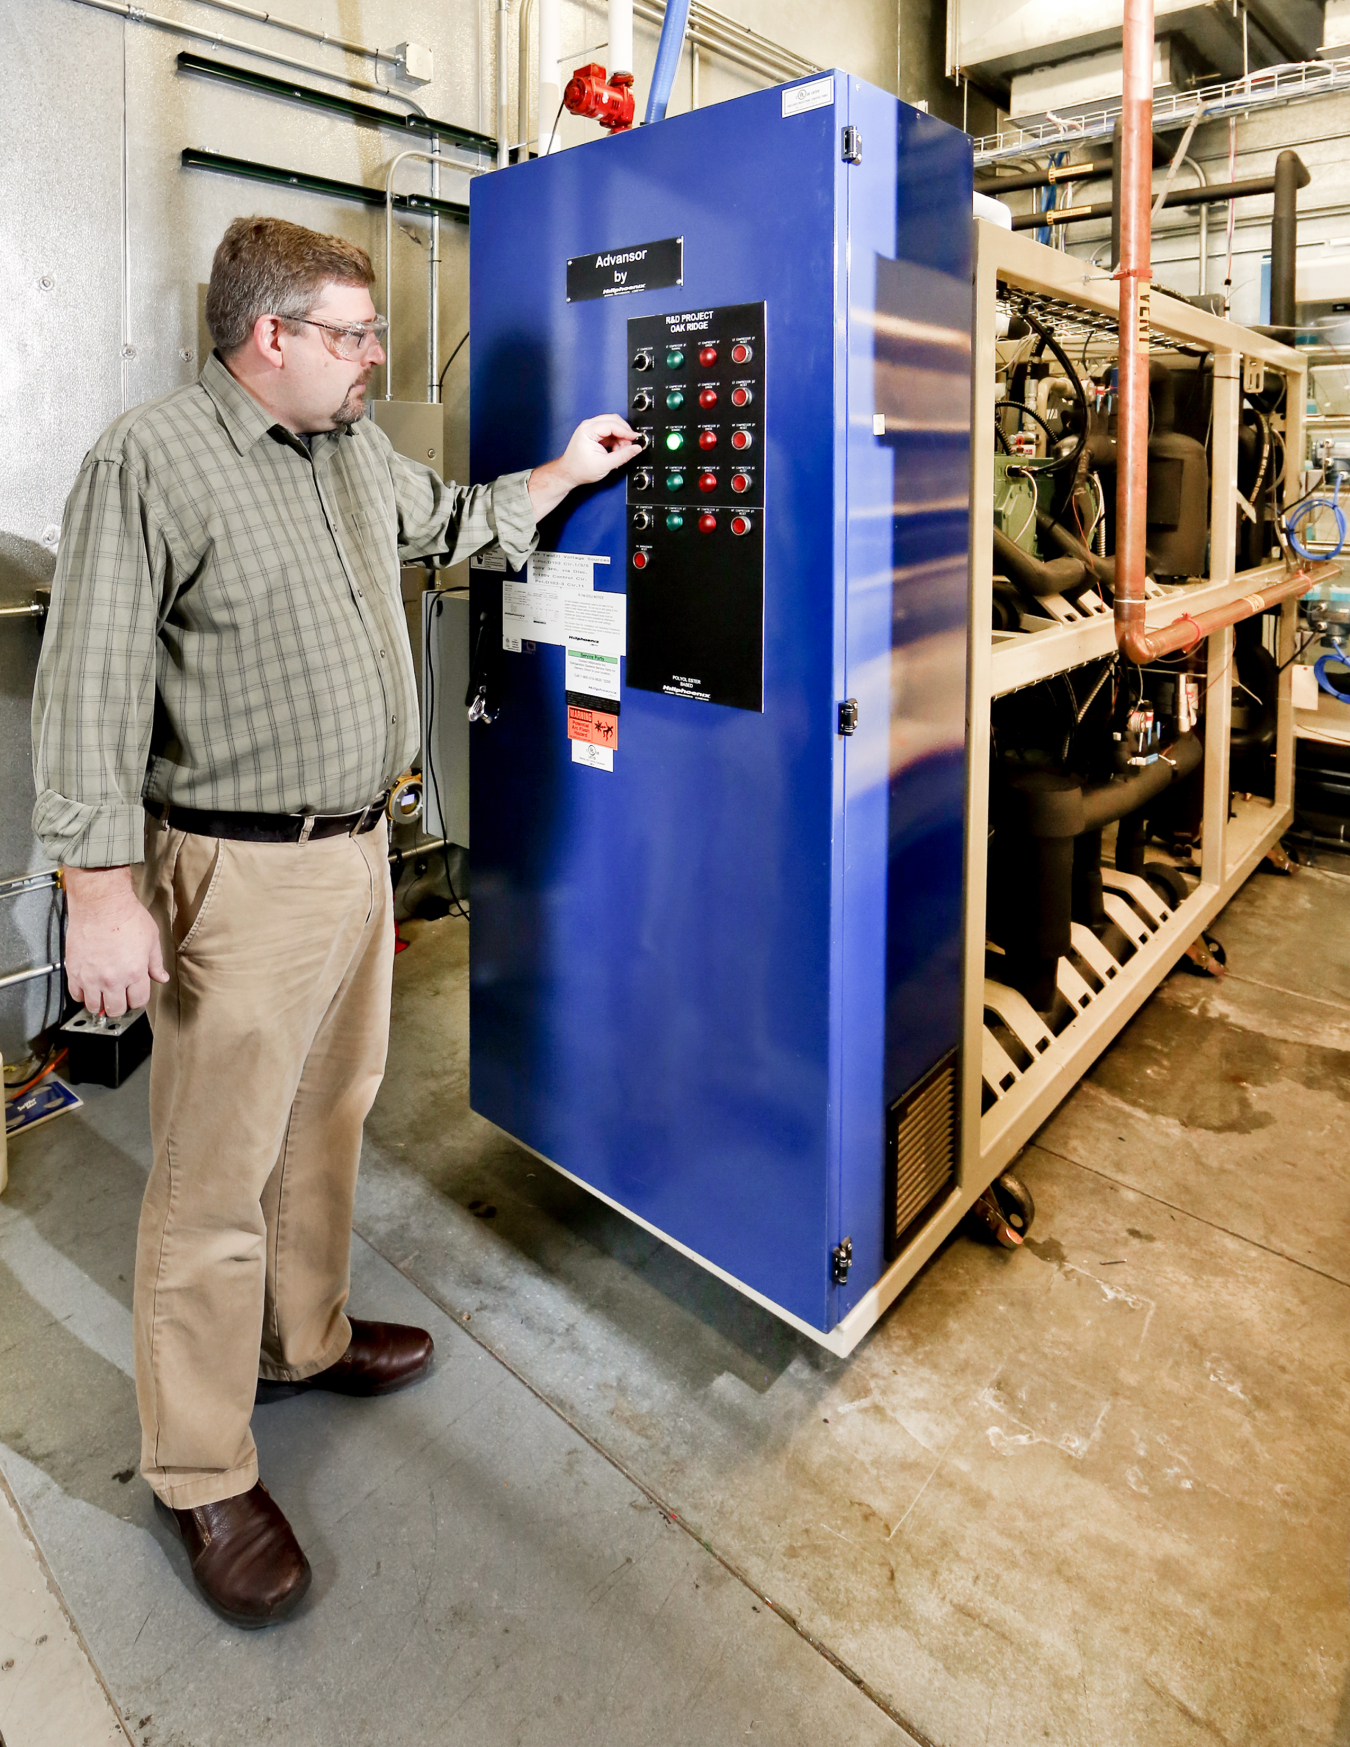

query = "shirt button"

[357,590,364,598]
[380,649,386,658]
[391,716,397,725]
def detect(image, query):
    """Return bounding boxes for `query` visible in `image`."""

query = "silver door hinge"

[838,698,858,736]
[832,1238,853,1285]
[842,125,862,165]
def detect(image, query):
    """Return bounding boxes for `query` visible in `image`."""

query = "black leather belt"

[152,795,388,843]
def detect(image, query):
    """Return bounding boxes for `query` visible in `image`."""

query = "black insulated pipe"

[1269,150,1311,343]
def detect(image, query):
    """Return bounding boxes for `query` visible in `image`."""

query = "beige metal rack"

[828,220,1304,1357]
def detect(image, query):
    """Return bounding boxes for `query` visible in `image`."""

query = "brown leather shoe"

[154,1481,311,1629]
[256,1319,434,1403]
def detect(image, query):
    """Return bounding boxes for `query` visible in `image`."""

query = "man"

[31,215,639,1629]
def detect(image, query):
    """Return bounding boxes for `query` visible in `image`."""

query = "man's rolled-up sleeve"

[31,459,162,869]
[389,446,539,572]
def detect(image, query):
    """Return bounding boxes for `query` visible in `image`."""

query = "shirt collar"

[198,352,358,457]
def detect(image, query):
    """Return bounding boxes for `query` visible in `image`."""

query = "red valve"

[698,512,717,533]
[730,385,752,408]
[698,387,718,409]
[562,63,636,132]
[730,514,750,536]
[698,345,719,367]
[698,430,718,450]
[730,472,750,493]
[632,550,649,569]
[731,430,753,450]
[731,341,753,365]
[698,471,717,493]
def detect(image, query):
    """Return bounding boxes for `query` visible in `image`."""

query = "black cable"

[424,593,470,921]
[436,330,469,398]
[994,425,1011,454]
[1011,305,1088,477]
[994,399,1060,445]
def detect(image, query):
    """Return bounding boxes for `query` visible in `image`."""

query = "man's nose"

[366,338,386,367]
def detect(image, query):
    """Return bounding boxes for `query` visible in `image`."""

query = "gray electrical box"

[421,588,469,848]
[370,400,443,471]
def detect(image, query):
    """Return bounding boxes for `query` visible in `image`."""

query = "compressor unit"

[466,74,972,1349]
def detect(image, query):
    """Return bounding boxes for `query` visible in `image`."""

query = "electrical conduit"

[538,0,561,152]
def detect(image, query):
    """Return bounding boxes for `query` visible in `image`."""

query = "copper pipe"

[1114,0,1154,654]
[1118,565,1334,665]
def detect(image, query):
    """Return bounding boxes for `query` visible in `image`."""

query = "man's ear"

[250,313,287,372]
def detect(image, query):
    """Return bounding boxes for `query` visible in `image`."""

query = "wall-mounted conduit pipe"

[1113,0,1154,657]
[69,0,423,106]
[518,0,536,154]
[383,150,444,403]
[174,53,494,157]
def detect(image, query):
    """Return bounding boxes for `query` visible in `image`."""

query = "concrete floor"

[2,858,1349,1747]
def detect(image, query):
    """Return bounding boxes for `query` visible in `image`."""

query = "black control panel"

[625,301,765,712]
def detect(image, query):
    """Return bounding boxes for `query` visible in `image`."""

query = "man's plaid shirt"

[32,351,536,866]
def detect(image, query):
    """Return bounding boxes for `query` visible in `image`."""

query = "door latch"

[842,125,862,165]
[838,698,858,736]
[832,1237,853,1285]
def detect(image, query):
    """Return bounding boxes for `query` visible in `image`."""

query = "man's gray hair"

[205,215,376,354]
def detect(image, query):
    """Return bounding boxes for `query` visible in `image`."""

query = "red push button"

[730,385,753,408]
[698,387,718,409]
[698,512,717,533]
[698,471,717,493]
[731,341,753,365]
[731,430,753,451]
[698,344,719,367]
[632,550,650,569]
[698,430,718,450]
[730,514,750,536]
[730,472,750,494]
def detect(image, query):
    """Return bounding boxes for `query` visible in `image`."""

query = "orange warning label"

[567,705,618,748]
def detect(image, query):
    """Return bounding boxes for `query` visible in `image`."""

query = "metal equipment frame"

[824,218,1303,1354]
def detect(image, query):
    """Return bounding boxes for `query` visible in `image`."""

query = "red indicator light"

[698,512,717,533]
[698,471,717,493]
[698,387,718,409]
[730,515,750,536]
[698,430,718,450]
[730,385,752,408]
[730,472,750,494]
[731,341,753,365]
[731,430,753,451]
[698,345,719,367]
[632,550,649,570]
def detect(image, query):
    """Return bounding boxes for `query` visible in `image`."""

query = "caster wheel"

[1143,861,1190,909]
[991,1172,1035,1239]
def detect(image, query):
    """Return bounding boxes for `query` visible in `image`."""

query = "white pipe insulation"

[497,0,512,167]
[609,0,634,79]
[538,0,561,153]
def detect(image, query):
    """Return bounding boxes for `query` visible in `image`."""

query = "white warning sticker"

[572,740,614,771]
[782,75,834,118]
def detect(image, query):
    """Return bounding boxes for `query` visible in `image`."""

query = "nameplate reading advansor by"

[566,237,683,302]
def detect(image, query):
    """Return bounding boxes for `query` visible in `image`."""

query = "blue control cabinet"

[467,73,972,1342]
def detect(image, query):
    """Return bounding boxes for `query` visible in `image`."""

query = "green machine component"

[993,455,1039,555]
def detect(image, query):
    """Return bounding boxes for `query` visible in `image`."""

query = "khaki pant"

[133,817,394,1508]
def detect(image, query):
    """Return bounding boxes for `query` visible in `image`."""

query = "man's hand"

[63,866,169,1018]
[527,415,643,520]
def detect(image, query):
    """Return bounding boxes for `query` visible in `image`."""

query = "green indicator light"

[665,471,684,492]
[666,511,684,530]
[666,348,685,368]
[665,389,684,411]
[664,430,684,451]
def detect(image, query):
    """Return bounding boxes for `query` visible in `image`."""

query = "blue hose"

[1314,653,1350,702]
[644,0,692,124]
[1286,477,1347,561]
